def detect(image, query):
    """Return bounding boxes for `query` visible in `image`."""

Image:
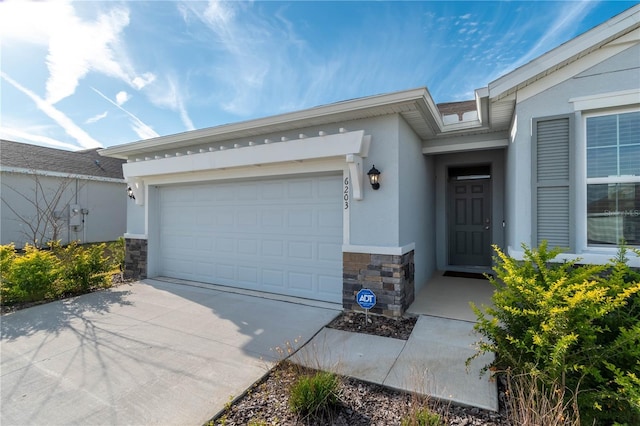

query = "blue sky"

[0,1,636,151]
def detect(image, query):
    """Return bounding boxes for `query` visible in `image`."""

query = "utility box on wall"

[69,204,82,227]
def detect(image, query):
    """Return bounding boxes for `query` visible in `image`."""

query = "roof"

[100,88,489,160]
[487,4,640,100]
[1,140,125,180]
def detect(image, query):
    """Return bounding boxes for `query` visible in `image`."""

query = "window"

[586,111,640,246]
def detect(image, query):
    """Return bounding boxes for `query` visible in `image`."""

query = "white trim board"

[342,243,416,256]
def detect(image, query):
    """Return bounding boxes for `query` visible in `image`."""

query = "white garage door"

[157,174,343,303]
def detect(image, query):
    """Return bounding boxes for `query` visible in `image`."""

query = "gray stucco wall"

[1,172,126,248]
[507,44,640,256]
[127,114,406,248]
[398,116,435,292]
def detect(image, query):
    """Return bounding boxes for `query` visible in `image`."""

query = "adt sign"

[356,288,376,310]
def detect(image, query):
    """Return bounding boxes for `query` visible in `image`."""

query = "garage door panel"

[262,239,284,256]
[288,180,313,198]
[319,242,342,261]
[289,272,313,290]
[158,174,343,303]
[263,269,285,288]
[318,275,342,295]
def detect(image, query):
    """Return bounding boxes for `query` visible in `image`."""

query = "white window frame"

[578,107,640,253]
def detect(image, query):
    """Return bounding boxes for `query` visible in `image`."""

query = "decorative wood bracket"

[346,154,364,201]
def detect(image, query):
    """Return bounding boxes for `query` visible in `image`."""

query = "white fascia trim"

[124,233,147,240]
[422,138,508,155]
[99,88,431,159]
[342,243,416,256]
[123,130,369,179]
[489,5,640,99]
[570,89,640,111]
[1,167,125,183]
[517,42,639,103]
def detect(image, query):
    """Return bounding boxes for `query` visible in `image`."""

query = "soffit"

[488,5,640,101]
[99,88,446,160]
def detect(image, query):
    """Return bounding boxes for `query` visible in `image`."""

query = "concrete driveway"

[1,279,339,425]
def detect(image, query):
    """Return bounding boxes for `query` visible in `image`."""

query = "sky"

[0,1,637,151]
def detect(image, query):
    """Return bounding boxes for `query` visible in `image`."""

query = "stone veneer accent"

[342,250,415,318]
[124,238,147,280]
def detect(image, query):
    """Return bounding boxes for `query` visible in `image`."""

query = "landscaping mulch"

[210,311,509,426]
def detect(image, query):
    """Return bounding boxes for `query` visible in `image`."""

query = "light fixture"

[367,165,381,190]
[127,186,135,200]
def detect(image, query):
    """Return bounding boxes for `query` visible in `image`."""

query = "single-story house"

[100,5,639,317]
[1,140,127,249]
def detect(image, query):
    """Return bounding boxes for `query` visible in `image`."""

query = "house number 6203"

[344,177,349,210]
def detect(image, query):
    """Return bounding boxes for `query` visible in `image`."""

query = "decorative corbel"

[346,154,364,200]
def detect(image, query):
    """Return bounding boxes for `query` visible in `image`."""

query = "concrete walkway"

[0,279,340,426]
[292,315,497,411]
[2,277,497,426]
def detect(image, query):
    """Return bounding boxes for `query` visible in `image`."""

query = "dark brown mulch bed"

[326,310,418,340]
[210,361,508,426]
[210,311,508,426]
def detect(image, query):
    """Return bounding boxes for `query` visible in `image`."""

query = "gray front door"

[448,177,492,266]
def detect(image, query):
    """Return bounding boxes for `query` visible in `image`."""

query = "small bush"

[6,244,60,302]
[1,243,18,303]
[108,237,126,275]
[51,241,114,295]
[289,371,339,417]
[471,242,640,424]
[401,407,442,426]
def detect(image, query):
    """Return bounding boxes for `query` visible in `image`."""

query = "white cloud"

[1,72,102,149]
[179,1,302,116]
[86,111,108,124]
[132,73,156,90]
[92,88,159,140]
[492,1,599,80]
[116,91,130,106]
[0,1,156,104]
[0,127,81,151]
[146,75,195,131]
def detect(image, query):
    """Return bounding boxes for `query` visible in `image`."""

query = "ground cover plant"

[471,242,640,425]
[0,237,125,307]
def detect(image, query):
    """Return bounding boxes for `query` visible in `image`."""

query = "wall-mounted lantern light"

[127,186,136,200]
[367,165,381,190]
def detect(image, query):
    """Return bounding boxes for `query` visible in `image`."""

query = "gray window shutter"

[532,115,573,250]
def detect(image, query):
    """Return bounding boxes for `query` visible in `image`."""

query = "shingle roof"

[1,140,125,180]
[436,100,477,119]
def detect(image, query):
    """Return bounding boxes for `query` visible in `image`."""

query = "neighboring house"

[100,6,639,317]
[1,140,127,248]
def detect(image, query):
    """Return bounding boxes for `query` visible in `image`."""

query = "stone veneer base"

[124,237,147,280]
[342,250,415,318]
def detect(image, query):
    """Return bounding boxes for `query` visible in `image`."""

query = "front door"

[448,167,492,266]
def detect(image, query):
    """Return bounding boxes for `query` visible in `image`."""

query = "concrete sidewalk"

[292,315,498,411]
[1,279,340,426]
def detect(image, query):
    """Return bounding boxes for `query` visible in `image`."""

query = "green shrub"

[401,407,442,426]
[0,243,18,303]
[51,241,113,295]
[471,242,640,424]
[6,244,60,302]
[108,237,126,275]
[289,371,339,417]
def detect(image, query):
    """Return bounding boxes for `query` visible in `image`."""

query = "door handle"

[484,218,490,230]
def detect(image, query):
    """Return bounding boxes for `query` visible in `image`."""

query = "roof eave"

[99,87,443,159]
[488,4,640,100]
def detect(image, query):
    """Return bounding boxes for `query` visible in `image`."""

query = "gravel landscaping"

[209,311,509,426]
